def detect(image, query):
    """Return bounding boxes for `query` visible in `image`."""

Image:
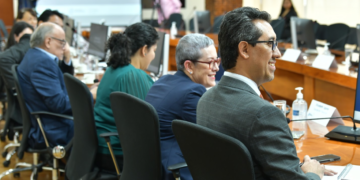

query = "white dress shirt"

[223,71,260,96]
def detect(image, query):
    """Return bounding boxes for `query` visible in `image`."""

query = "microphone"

[292,116,360,143]
[65,22,77,33]
[325,32,351,50]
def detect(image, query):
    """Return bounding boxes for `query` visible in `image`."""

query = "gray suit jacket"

[197,76,320,180]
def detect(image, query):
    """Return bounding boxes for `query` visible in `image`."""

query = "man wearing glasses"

[197,7,328,180]
[38,9,74,75]
[17,22,73,149]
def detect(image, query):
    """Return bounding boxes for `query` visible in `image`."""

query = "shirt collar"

[223,71,260,96]
[35,47,57,62]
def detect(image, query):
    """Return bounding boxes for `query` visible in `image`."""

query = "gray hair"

[30,24,54,48]
[175,34,214,71]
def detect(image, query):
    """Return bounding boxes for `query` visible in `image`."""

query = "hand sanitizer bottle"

[292,87,307,132]
[323,43,331,56]
[170,22,177,39]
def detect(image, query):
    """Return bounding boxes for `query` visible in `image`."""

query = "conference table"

[292,120,360,165]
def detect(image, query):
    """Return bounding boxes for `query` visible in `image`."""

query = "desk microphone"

[65,22,77,33]
[293,116,360,143]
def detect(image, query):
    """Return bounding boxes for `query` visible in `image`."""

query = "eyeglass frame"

[245,40,278,51]
[50,37,67,48]
[188,57,221,69]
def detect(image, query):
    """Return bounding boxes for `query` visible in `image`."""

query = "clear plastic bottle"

[292,87,307,132]
[170,22,177,39]
[323,43,331,56]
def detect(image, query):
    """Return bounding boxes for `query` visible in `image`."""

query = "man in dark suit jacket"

[197,7,327,180]
[0,21,73,127]
[17,22,73,148]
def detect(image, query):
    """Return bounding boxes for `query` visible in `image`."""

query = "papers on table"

[324,164,360,180]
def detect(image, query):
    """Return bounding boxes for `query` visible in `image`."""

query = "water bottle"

[170,22,177,39]
[292,87,307,132]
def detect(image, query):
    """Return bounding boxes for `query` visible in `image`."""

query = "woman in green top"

[94,22,159,173]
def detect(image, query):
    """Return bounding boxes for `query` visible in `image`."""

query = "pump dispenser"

[323,43,331,56]
[170,22,177,39]
[292,87,307,133]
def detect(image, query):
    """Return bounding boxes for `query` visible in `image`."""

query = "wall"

[243,0,360,27]
[142,0,205,30]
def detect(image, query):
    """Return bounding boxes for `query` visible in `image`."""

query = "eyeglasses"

[246,40,278,51]
[189,57,221,70]
[50,37,66,48]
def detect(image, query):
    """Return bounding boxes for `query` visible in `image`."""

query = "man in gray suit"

[197,7,329,180]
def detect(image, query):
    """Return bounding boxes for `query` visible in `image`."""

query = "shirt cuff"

[65,59,72,66]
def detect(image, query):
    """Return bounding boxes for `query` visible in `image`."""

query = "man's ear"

[238,41,250,59]
[141,45,148,57]
[44,37,51,49]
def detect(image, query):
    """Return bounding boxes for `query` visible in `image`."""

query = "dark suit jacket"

[0,34,74,125]
[17,48,73,148]
[145,71,206,180]
[197,76,320,180]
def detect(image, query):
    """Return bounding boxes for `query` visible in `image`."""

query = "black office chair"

[315,23,328,41]
[346,27,357,46]
[143,19,160,28]
[107,92,185,180]
[0,68,23,167]
[212,15,224,33]
[325,23,350,51]
[270,19,285,41]
[63,73,117,180]
[0,65,72,180]
[166,13,185,30]
[172,120,255,180]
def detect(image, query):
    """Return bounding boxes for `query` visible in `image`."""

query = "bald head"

[30,22,66,59]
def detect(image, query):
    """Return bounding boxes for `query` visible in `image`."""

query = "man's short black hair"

[218,7,271,70]
[38,9,64,23]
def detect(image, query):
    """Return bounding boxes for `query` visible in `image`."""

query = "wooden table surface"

[291,120,360,165]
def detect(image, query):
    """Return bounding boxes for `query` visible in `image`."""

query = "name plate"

[281,49,301,62]
[306,100,344,136]
[307,99,343,127]
[312,54,337,70]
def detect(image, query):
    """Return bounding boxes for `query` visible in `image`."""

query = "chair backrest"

[63,73,98,180]
[11,64,31,159]
[346,27,357,45]
[325,23,350,50]
[270,19,285,40]
[110,92,162,180]
[166,13,184,30]
[212,15,224,33]
[172,120,255,180]
[0,19,8,40]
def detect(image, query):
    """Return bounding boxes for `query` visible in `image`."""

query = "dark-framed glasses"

[50,37,66,47]
[190,57,221,69]
[246,40,278,51]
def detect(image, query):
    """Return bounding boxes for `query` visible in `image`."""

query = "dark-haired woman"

[0,21,34,126]
[5,21,34,50]
[279,0,298,40]
[94,22,159,173]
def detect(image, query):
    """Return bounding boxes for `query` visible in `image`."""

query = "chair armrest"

[99,132,118,142]
[31,111,73,120]
[12,126,23,131]
[168,162,187,179]
[168,162,187,171]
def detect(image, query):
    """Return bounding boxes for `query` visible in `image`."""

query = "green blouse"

[94,64,154,155]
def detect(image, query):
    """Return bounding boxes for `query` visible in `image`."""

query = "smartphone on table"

[311,154,341,163]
